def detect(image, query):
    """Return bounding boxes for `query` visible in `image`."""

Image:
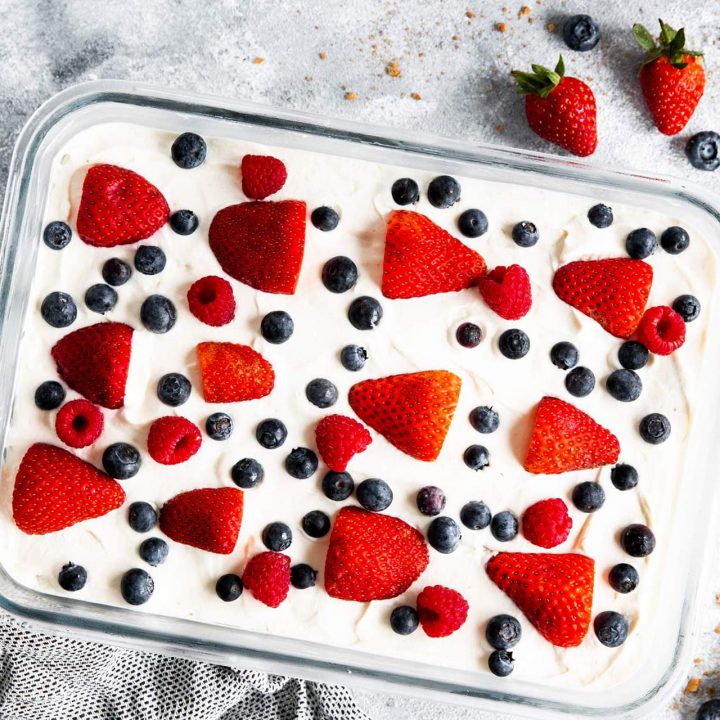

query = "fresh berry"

[262,521,293,551]
[565,367,595,397]
[608,563,639,593]
[147,416,201,465]
[486,614,522,650]
[563,14,600,51]
[427,175,461,208]
[160,487,244,554]
[340,344,367,371]
[469,406,499,433]
[310,206,339,231]
[587,203,613,228]
[639,413,671,444]
[456,322,483,347]
[302,510,331,538]
[102,442,141,479]
[498,329,530,359]
[686,131,720,171]
[391,178,420,205]
[305,378,338,408]
[349,370,461,462]
[134,246,166,275]
[43,221,72,250]
[157,372,191,406]
[637,306,685,355]
[673,294,701,322]
[491,511,519,542]
[348,296,383,329]
[660,225,690,254]
[285,447,318,479]
[41,292,77,328]
[120,568,154,605]
[315,414,372,472]
[187,276,235,327]
[611,463,639,491]
[464,444,490,471]
[382,211,486,299]
[206,412,233,441]
[58,562,87,591]
[618,341,649,370]
[170,209,199,235]
[216,573,243,601]
[460,501,492,530]
[356,478,393,512]
[324,506,429,601]
[102,258,132,286]
[696,700,720,720]
[241,154,287,200]
[84,284,117,315]
[261,310,294,343]
[621,523,656,557]
[606,369,642,402]
[256,418,287,449]
[572,481,606,513]
[427,516,461,553]
[390,606,420,635]
[209,200,306,294]
[139,537,169,566]
[55,399,104,448]
[416,585,468,637]
[479,265,532,320]
[511,221,539,247]
[77,164,169,246]
[290,564,318,589]
[140,294,176,333]
[128,502,157,533]
[550,341,579,370]
[231,458,264,488]
[457,208,488,238]
[489,650,515,677]
[197,342,274,402]
[522,498,572,549]
[594,611,628,647]
[625,228,657,259]
[322,256,358,293]
[171,132,206,168]
[242,551,291,607]
[35,381,65,410]
[322,470,354,501]
[416,486,446,517]
[12,443,125,534]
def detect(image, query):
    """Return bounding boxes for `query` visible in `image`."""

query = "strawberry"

[524,396,620,474]
[324,506,429,601]
[315,414,372,472]
[196,342,274,403]
[348,370,461,462]
[55,399,104,449]
[240,154,288,200]
[187,275,236,327]
[382,211,486,299]
[486,552,595,647]
[51,322,133,409]
[521,498,573,549]
[242,551,291,607]
[553,258,653,338]
[147,416,202,465]
[478,264,532,320]
[633,19,705,136]
[76,164,169,247]
[512,56,597,157]
[13,443,125,535]
[208,200,306,295]
[416,585,469,638]
[636,305,686,355]
[159,487,244,554]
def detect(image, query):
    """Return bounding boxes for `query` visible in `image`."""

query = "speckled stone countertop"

[1,1,719,718]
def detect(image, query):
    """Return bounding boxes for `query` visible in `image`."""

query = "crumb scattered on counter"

[451,34,460,40]
[252,57,264,64]
[547,22,557,32]
[694,658,703,664]
[685,678,701,693]
[344,91,358,101]
[496,22,507,32]
[386,59,401,77]
[518,5,531,17]
[496,124,506,133]
[304,75,313,81]
[466,9,475,18]
[410,92,422,100]
[319,52,327,59]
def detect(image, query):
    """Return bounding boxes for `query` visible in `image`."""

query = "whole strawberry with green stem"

[512,55,597,157]
[633,19,704,135]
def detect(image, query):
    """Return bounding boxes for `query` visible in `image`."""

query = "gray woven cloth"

[0,611,369,720]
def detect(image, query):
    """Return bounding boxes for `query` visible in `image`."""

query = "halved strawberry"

[524,396,620,474]
[348,370,461,461]
[76,164,169,247]
[486,552,595,647]
[13,443,125,534]
[553,258,653,338]
[159,487,244,554]
[478,264,532,320]
[315,414,372,471]
[382,211,486,299]
[324,506,429,601]
[241,155,288,200]
[51,322,133,409]
[208,200,306,294]
[196,342,274,403]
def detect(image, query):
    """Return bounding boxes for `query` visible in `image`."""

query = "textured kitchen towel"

[0,611,369,720]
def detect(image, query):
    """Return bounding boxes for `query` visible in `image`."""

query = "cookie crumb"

[714,625,720,633]
[252,57,264,64]
[518,5,531,16]
[496,124,506,134]
[410,92,422,100]
[496,22,507,32]
[694,658,702,664]
[451,34,460,40]
[319,52,327,60]
[305,75,313,81]
[685,678,700,694]
[546,22,557,32]
[344,91,358,101]
[386,59,401,77]
[466,9,475,18]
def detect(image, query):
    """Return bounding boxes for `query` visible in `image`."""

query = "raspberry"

[478,264,532,320]
[55,399,104,448]
[521,498,573,549]
[636,305,686,356]
[240,155,287,200]
[242,551,291,607]
[416,585,469,638]
[147,416,201,465]
[315,414,372,471]
[187,276,236,327]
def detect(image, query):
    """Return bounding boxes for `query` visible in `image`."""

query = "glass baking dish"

[1,80,719,719]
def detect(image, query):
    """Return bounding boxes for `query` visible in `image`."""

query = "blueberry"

[625,228,656,259]
[488,650,514,677]
[491,511,518,542]
[550,341,579,370]
[322,471,354,501]
[134,245,166,275]
[348,296,383,330]
[639,413,671,444]
[84,283,118,314]
[608,563,639,594]
[562,14,600,51]
[357,478,393,512]
[291,563,318,589]
[140,294,176,333]
[231,458,264,488]
[120,568,154,605]
[618,341,649,370]
[285,447,319,479]
[311,206,340,231]
[565,366,595,397]
[302,510,331,538]
[256,418,288,449]
[486,614,522,650]
[427,175,461,208]
[261,310,294,343]
[43,221,72,250]
[206,412,233,440]
[34,380,65,410]
[262,521,293,551]
[58,562,87,591]
[102,443,141,479]
[685,131,720,172]
[102,258,132,286]
[460,501,492,530]
[587,203,613,228]
[416,486,447,516]
[139,537,169,566]
[696,699,720,720]
[390,606,420,635]
[660,226,690,255]
[511,221,538,247]
[305,378,338,408]
[340,344,368,371]
[128,502,158,533]
[605,369,642,402]
[456,322,483,348]
[391,178,420,205]
[469,406,499,434]
[611,463,639,491]
[216,573,243,601]
[672,294,701,322]
[593,611,628,648]
[572,481,605,513]
[171,132,207,169]
[464,444,490,471]
[621,523,655,557]
[457,208,488,238]
[156,372,191,406]
[169,209,199,235]
[427,516,461,553]
[41,291,77,328]
[498,329,530,359]
[322,256,358,293]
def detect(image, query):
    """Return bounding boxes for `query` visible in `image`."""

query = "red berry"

[147,416,202,465]
[196,342,274,403]
[416,585,469,638]
[241,155,288,200]
[521,498,573,549]
[55,399,104,449]
[242,551,291,607]
[187,275,236,327]
[478,264,532,320]
[636,305,686,356]
[315,414,372,471]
